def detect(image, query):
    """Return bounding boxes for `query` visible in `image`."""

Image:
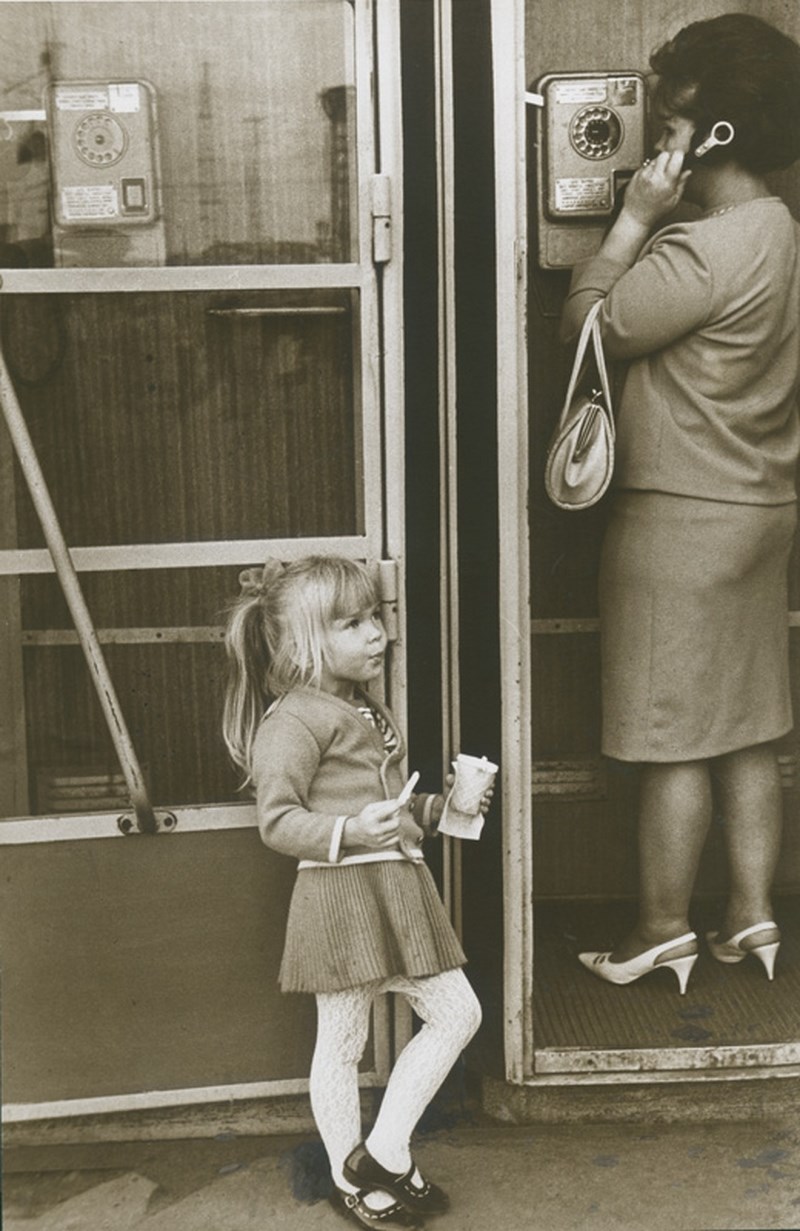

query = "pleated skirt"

[279,860,466,993]
[599,491,796,763]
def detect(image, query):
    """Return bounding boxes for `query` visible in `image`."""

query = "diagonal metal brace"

[0,302,159,834]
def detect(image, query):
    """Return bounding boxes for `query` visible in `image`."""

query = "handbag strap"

[563,299,614,436]
[590,309,614,433]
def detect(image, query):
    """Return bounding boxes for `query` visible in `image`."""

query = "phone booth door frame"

[490,0,800,1092]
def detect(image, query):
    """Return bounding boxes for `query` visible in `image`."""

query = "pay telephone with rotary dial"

[534,71,647,269]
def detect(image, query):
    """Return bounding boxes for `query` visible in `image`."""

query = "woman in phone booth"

[561,14,800,993]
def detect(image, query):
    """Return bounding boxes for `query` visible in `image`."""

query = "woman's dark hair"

[650,13,800,172]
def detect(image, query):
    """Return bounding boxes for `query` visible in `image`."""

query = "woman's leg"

[614,760,712,961]
[712,742,783,937]
[365,968,482,1174]
[310,985,375,1192]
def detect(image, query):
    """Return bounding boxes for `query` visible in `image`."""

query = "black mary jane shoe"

[329,1185,423,1229]
[343,1144,450,1215]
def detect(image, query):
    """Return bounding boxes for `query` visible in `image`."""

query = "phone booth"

[478,0,800,1107]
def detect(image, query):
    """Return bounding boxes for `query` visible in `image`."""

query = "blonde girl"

[222,556,485,1231]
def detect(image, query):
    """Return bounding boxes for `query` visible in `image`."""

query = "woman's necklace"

[702,197,771,219]
[703,204,739,218]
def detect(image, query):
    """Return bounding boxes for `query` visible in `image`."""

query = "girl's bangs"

[326,562,378,620]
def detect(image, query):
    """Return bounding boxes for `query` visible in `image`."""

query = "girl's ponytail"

[222,569,275,782]
[222,555,379,781]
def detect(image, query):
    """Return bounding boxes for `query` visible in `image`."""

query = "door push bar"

[0,300,174,836]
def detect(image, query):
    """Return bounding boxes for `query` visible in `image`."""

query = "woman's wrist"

[599,208,652,267]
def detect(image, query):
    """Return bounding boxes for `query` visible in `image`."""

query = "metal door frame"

[492,0,800,1088]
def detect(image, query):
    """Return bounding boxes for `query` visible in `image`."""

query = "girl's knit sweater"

[252,686,435,864]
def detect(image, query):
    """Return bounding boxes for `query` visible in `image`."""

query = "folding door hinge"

[371,174,392,264]
[378,558,399,642]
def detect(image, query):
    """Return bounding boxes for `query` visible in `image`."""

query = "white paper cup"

[449,753,498,816]
[438,753,498,840]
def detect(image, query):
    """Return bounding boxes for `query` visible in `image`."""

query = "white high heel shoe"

[578,932,698,994]
[706,921,780,981]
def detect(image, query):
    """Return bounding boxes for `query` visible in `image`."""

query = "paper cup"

[449,753,498,816]
[438,753,498,840]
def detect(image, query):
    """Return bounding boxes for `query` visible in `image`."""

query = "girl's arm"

[252,713,347,862]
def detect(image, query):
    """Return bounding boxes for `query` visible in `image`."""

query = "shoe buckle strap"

[398,1163,429,1195]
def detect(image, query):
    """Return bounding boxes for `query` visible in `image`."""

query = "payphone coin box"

[535,72,646,270]
[46,80,165,267]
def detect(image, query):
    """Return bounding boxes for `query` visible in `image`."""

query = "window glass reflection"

[0,1,357,268]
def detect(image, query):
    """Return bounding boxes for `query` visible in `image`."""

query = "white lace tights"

[309,968,481,1190]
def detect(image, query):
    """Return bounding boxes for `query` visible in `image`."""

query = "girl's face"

[320,602,387,697]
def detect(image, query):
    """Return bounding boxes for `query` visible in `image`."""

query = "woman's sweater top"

[562,198,800,505]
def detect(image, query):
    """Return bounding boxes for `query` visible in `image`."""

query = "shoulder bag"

[545,299,614,510]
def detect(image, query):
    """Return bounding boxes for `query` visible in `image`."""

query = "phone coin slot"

[121,177,147,213]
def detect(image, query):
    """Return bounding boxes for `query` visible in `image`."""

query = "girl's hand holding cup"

[438,754,498,840]
[431,773,494,826]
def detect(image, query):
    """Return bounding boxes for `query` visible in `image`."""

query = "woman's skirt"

[279,859,466,993]
[599,491,796,762]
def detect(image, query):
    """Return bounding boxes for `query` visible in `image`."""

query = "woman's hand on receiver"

[597,150,691,268]
[623,150,691,228]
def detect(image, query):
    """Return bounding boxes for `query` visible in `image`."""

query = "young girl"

[222,555,487,1231]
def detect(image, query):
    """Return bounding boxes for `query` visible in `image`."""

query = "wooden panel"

[524,1,797,81]
[0,828,325,1102]
[530,634,601,756]
[21,567,239,630]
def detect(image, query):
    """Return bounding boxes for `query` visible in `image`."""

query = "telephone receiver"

[691,120,736,160]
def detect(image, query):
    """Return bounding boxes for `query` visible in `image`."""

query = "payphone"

[533,71,646,269]
[46,80,165,267]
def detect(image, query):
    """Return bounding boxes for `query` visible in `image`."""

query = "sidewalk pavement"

[5,1109,800,1231]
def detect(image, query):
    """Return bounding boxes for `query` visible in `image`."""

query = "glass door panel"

[18,567,234,816]
[5,290,363,547]
[0,0,357,269]
[0,0,400,1118]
